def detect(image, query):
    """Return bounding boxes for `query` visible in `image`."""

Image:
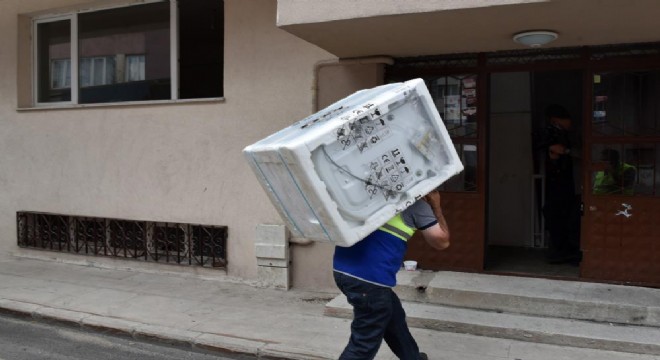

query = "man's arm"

[535,127,569,160]
[420,191,450,250]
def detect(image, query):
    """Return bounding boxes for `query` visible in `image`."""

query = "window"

[592,70,660,137]
[50,59,71,90]
[125,55,146,82]
[34,0,224,106]
[591,143,659,196]
[18,212,228,268]
[80,56,115,87]
[591,69,660,196]
[37,19,71,102]
[426,75,479,192]
[439,143,478,192]
[427,75,478,138]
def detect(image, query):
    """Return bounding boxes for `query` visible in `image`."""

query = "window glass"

[125,55,145,82]
[592,71,660,137]
[626,143,656,196]
[425,74,479,192]
[35,1,224,105]
[426,75,478,138]
[50,59,71,90]
[78,2,170,103]
[37,20,71,103]
[438,143,478,192]
[80,56,116,87]
[179,0,224,99]
[656,145,660,197]
[591,143,657,196]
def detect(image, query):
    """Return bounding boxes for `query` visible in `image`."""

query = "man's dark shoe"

[419,352,429,360]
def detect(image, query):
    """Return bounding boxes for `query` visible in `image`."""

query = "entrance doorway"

[391,44,660,285]
[485,70,583,277]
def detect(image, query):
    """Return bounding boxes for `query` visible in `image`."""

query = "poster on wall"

[593,95,608,124]
[445,95,461,123]
[462,77,476,89]
[462,88,477,116]
[461,81,477,126]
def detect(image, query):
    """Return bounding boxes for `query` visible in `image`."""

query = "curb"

[394,271,660,327]
[326,295,660,357]
[0,299,333,360]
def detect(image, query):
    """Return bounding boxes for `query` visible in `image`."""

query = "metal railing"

[17,212,227,268]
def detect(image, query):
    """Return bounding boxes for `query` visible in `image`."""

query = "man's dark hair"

[601,148,620,164]
[545,104,571,120]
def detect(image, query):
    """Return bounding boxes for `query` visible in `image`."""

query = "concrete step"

[393,270,660,327]
[325,295,660,356]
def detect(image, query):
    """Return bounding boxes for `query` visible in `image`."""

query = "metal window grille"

[486,47,582,66]
[590,42,660,61]
[392,53,478,69]
[17,212,227,268]
[389,42,660,70]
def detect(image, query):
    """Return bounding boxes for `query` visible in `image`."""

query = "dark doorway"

[485,70,583,278]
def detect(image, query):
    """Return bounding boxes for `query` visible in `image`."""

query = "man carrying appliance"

[333,190,451,360]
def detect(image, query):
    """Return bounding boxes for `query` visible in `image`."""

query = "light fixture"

[513,30,558,47]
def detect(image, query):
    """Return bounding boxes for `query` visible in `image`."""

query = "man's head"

[545,104,572,130]
[601,148,621,167]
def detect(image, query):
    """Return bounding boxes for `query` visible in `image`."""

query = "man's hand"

[424,190,441,210]
[549,144,567,159]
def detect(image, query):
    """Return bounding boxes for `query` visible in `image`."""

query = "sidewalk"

[0,255,655,360]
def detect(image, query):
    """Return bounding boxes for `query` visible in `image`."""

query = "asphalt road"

[0,313,251,360]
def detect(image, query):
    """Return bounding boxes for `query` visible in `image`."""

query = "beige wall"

[291,61,387,290]
[278,0,660,58]
[316,62,386,111]
[0,0,350,284]
[277,0,546,26]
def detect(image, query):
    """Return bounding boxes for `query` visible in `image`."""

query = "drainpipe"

[312,56,395,113]
[290,56,395,246]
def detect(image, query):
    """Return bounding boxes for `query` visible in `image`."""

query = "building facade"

[1,0,659,290]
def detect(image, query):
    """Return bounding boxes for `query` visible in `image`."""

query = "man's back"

[333,200,438,287]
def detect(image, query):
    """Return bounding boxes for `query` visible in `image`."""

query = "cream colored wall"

[278,0,660,58]
[291,62,386,290]
[277,0,546,26]
[0,0,343,283]
[316,63,385,112]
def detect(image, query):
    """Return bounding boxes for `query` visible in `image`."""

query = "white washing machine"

[244,78,463,246]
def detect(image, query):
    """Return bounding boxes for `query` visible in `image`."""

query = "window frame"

[31,0,185,107]
[33,14,77,105]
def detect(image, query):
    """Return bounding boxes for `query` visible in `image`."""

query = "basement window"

[33,0,224,106]
[17,212,228,268]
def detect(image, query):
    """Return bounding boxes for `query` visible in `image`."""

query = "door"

[485,70,583,276]
[404,73,485,271]
[582,69,660,286]
[488,72,533,248]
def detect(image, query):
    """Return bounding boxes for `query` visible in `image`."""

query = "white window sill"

[17,97,226,112]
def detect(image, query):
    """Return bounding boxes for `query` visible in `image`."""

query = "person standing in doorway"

[536,104,581,264]
[333,190,450,360]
